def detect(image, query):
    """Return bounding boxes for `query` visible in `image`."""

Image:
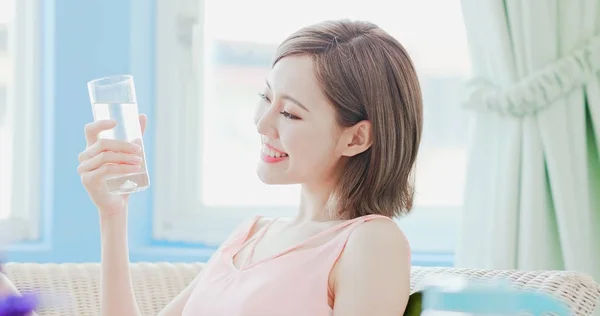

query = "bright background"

[0,0,471,266]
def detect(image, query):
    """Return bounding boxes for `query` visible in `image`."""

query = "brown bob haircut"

[273,19,423,220]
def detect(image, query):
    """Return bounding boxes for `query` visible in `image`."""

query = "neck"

[293,182,337,224]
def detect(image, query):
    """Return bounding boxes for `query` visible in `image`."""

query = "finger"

[139,114,147,135]
[84,120,116,147]
[81,164,142,188]
[77,152,143,174]
[78,139,142,162]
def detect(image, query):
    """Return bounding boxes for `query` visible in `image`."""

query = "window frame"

[153,0,462,257]
[0,0,42,241]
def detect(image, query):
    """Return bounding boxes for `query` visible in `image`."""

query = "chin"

[255,167,296,185]
[256,172,288,185]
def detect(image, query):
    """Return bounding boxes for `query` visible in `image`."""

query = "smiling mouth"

[261,144,288,158]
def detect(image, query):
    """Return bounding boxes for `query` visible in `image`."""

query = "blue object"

[0,259,39,316]
[422,277,570,316]
[0,293,38,316]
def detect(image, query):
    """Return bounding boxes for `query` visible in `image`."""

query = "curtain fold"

[456,0,600,282]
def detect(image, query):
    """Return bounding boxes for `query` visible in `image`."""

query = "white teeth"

[262,145,288,158]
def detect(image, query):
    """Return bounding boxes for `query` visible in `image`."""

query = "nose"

[254,103,278,140]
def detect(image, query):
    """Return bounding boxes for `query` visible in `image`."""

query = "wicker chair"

[5,262,600,316]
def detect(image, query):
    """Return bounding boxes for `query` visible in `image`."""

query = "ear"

[340,120,373,157]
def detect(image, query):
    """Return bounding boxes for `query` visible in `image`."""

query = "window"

[155,0,471,254]
[0,0,41,240]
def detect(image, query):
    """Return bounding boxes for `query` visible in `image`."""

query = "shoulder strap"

[263,214,391,264]
[220,215,262,250]
[329,214,392,248]
[234,217,280,268]
[322,214,396,297]
[323,215,395,268]
[268,214,390,256]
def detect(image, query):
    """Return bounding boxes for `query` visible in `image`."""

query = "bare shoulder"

[340,217,411,272]
[331,217,411,315]
[347,217,410,252]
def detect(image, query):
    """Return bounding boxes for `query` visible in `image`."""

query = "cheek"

[284,125,338,164]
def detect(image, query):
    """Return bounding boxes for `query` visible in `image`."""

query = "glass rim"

[87,74,133,87]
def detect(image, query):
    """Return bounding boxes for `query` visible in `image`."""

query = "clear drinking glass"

[87,74,150,195]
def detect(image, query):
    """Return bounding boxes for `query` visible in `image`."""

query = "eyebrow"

[265,80,310,112]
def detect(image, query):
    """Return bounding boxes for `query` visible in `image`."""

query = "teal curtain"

[456,0,600,284]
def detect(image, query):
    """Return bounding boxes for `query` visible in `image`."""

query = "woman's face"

[253,55,346,187]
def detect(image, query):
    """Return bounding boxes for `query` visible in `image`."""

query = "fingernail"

[134,145,142,152]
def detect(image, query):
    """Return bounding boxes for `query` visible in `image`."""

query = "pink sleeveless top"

[181,214,390,316]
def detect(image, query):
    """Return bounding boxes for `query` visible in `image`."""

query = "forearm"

[100,210,141,316]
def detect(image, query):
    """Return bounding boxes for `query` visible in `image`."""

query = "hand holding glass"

[87,75,150,195]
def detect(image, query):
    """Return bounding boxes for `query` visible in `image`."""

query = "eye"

[279,111,300,120]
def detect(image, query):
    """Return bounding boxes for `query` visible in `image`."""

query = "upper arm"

[332,219,411,316]
[156,270,203,316]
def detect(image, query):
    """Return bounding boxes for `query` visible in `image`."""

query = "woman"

[81,18,422,315]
